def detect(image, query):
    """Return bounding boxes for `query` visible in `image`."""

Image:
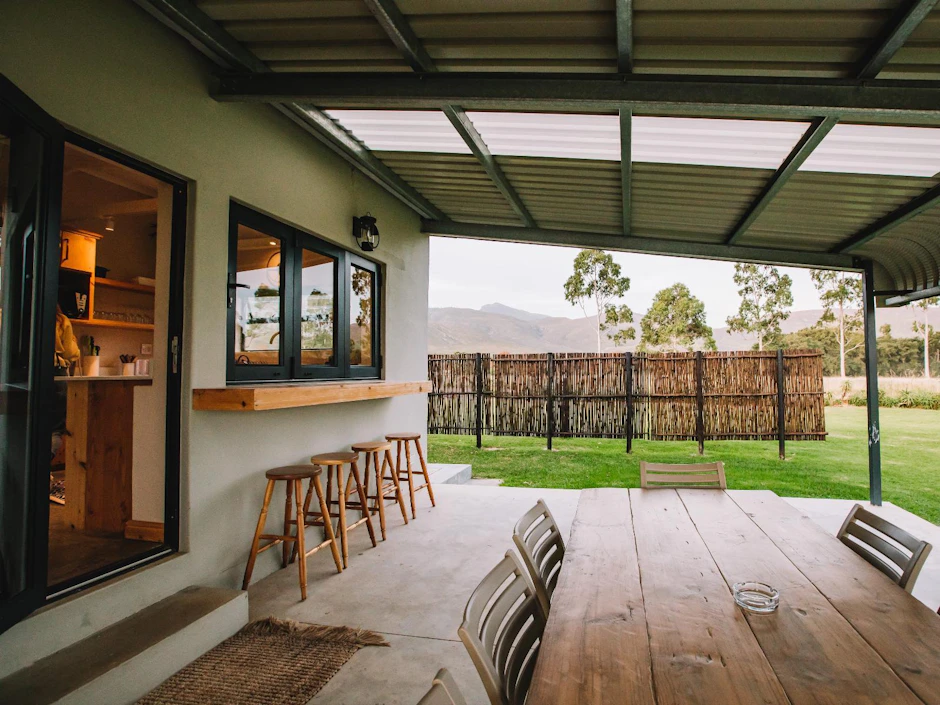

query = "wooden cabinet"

[60,229,99,273]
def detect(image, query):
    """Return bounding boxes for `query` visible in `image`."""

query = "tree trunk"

[925,309,931,378]
[757,331,763,351]
[838,303,846,378]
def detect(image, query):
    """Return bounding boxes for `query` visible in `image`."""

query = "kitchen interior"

[49,142,171,589]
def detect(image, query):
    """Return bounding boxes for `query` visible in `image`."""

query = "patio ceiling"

[137,0,940,299]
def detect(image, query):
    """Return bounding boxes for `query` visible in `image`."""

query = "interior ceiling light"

[799,124,940,177]
[325,110,470,154]
[104,215,115,232]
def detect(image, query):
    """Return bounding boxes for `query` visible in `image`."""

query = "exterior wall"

[0,0,429,674]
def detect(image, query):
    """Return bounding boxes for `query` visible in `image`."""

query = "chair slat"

[836,503,932,593]
[640,461,726,489]
[459,551,547,705]
[513,499,566,617]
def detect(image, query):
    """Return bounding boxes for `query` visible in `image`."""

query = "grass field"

[427,406,940,524]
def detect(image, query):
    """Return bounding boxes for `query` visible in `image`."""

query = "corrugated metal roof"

[377,152,522,225]
[856,208,940,291]
[741,172,937,251]
[632,163,771,243]
[883,7,940,79]
[496,156,622,233]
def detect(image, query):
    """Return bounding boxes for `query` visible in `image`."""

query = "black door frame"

[0,74,63,633]
[44,131,187,600]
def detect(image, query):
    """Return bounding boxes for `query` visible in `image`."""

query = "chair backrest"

[458,551,546,705]
[513,499,565,617]
[837,503,932,592]
[417,668,469,705]
[640,461,726,489]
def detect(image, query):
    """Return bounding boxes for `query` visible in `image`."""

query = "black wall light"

[353,213,380,252]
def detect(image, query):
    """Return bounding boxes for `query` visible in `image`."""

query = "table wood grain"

[526,488,940,705]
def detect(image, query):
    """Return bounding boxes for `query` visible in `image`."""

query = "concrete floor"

[248,486,939,705]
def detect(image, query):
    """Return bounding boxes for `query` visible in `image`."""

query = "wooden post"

[475,352,483,449]
[625,352,633,453]
[777,348,786,460]
[695,351,705,455]
[862,261,882,505]
[546,353,555,451]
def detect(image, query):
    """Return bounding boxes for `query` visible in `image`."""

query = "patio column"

[862,260,882,506]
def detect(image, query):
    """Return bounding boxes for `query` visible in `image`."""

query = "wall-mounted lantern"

[353,213,380,252]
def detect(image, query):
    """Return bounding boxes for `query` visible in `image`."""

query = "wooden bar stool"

[351,440,410,539]
[385,432,436,519]
[309,452,377,568]
[242,465,342,600]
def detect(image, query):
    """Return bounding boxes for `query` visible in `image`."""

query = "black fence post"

[475,352,483,449]
[777,348,786,460]
[695,351,705,455]
[625,352,633,453]
[546,353,555,451]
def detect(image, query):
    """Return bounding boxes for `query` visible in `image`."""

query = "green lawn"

[427,406,940,524]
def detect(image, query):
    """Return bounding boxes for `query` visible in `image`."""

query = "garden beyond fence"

[428,351,826,454]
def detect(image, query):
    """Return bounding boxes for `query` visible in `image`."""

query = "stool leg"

[403,440,417,519]
[290,478,317,565]
[351,460,377,547]
[242,479,275,590]
[314,473,343,574]
[282,478,294,568]
[372,451,387,540]
[294,479,308,600]
[414,438,436,507]
[337,466,348,568]
[362,451,370,500]
[384,449,409,525]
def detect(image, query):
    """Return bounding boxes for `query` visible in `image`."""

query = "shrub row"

[825,389,940,410]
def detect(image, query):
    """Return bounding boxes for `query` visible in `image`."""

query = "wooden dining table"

[526,488,940,705]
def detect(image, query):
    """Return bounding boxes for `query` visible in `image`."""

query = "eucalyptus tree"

[726,263,793,351]
[912,296,939,378]
[639,283,716,352]
[563,249,634,353]
[810,270,863,378]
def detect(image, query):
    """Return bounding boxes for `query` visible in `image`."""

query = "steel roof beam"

[422,220,860,271]
[884,284,940,306]
[131,0,444,220]
[856,0,940,79]
[833,182,940,253]
[616,0,633,73]
[361,0,535,227]
[213,72,940,122]
[725,116,838,245]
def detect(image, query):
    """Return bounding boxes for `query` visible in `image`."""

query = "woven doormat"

[137,617,389,705]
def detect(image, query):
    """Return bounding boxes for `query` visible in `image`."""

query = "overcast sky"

[428,237,825,327]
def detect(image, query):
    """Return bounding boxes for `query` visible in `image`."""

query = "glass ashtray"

[732,582,780,614]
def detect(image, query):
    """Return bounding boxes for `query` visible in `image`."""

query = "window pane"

[300,248,335,366]
[233,225,281,366]
[350,265,374,367]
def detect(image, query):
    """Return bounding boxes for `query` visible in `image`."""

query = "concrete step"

[0,585,247,705]
[428,463,472,485]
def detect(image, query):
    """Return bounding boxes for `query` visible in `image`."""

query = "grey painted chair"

[513,499,565,617]
[640,460,726,489]
[458,551,546,705]
[417,668,468,705]
[837,503,932,593]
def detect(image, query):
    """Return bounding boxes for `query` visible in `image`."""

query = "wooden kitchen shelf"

[94,277,155,294]
[193,380,432,411]
[71,318,155,331]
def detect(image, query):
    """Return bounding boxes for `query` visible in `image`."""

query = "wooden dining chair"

[458,551,546,705]
[417,668,468,705]
[640,460,726,489]
[513,499,565,617]
[837,503,932,593]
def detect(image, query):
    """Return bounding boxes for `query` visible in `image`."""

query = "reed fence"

[427,350,826,455]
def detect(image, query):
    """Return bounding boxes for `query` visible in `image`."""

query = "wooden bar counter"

[58,376,152,534]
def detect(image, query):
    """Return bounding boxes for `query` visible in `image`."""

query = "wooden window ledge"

[192,380,431,411]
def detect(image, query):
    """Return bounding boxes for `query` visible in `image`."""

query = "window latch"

[227,275,249,308]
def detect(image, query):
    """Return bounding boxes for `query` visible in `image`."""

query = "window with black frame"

[227,202,380,382]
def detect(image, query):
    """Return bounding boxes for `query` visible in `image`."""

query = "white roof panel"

[799,124,940,177]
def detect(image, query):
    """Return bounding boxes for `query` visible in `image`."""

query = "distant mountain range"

[428,303,939,354]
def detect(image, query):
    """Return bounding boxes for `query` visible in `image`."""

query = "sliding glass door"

[0,75,63,634]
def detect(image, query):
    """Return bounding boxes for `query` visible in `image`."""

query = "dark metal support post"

[695,351,705,455]
[777,348,786,460]
[546,353,555,451]
[863,262,883,505]
[625,352,634,453]
[475,352,483,449]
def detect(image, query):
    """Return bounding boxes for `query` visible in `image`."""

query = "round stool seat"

[351,440,392,452]
[311,451,359,465]
[265,465,321,481]
[385,431,421,441]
